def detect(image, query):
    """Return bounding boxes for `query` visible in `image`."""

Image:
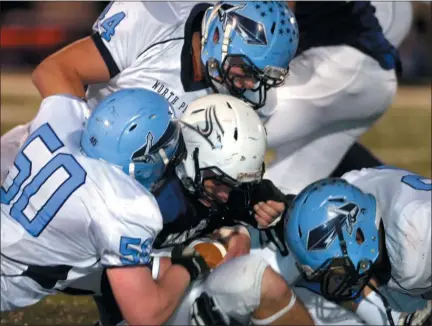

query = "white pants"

[166,254,268,325]
[263,45,397,194]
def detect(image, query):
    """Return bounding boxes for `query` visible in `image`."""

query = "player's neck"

[191,32,205,82]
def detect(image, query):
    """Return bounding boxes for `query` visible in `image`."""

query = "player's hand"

[171,244,210,281]
[254,200,286,228]
[218,232,251,266]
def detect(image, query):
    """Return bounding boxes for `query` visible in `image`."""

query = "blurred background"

[0,1,431,325]
[1,1,431,80]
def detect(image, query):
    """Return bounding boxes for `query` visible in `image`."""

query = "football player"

[286,167,431,325]
[262,1,404,196]
[313,0,413,181]
[213,3,412,322]
[91,94,313,326]
[1,88,211,325]
[3,1,409,211]
[3,2,412,200]
[32,1,297,111]
[27,1,405,198]
[242,4,413,321]
[2,1,298,227]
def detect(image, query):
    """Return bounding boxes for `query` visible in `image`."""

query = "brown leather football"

[189,238,228,269]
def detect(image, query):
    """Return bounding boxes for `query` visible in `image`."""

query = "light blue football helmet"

[285,178,379,301]
[201,1,299,109]
[81,88,182,191]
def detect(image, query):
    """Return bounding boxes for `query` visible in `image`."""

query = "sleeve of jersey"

[91,183,163,268]
[30,95,89,135]
[388,200,432,296]
[91,2,170,77]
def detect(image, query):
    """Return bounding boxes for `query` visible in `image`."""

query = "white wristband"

[250,291,297,325]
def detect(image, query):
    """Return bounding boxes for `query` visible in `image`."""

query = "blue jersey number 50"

[1,124,86,237]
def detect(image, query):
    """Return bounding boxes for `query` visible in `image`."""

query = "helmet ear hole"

[356,228,365,245]
[271,22,276,34]
[129,124,137,132]
[213,27,220,44]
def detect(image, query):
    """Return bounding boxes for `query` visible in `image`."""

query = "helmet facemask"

[201,3,291,110]
[181,147,261,209]
[296,217,396,326]
[205,53,288,111]
[296,217,374,302]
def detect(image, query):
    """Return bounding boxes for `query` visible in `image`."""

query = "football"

[189,238,228,269]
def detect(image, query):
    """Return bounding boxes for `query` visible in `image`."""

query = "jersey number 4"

[98,2,126,42]
[1,124,86,237]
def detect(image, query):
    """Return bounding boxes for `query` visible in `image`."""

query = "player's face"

[197,170,234,207]
[225,65,257,90]
[202,178,232,205]
[223,57,259,90]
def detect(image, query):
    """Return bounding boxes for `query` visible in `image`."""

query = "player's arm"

[94,190,209,325]
[337,277,393,325]
[32,36,110,99]
[110,242,211,325]
[32,2,149,99]
[339,277,421,326]
[107,262,191,324]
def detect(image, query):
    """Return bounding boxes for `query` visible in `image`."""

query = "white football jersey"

[0,95,163,311]
[87,1,214,117]
[342,167,431,298]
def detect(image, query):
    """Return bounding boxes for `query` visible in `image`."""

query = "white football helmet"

[176,94,267,196]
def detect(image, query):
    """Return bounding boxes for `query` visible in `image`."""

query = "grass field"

[0,84,431,324]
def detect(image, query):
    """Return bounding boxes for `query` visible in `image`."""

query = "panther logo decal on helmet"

[306,202,360,251]
[131,132,154,163]
[186,105,225,150]
[218,4,268,46]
